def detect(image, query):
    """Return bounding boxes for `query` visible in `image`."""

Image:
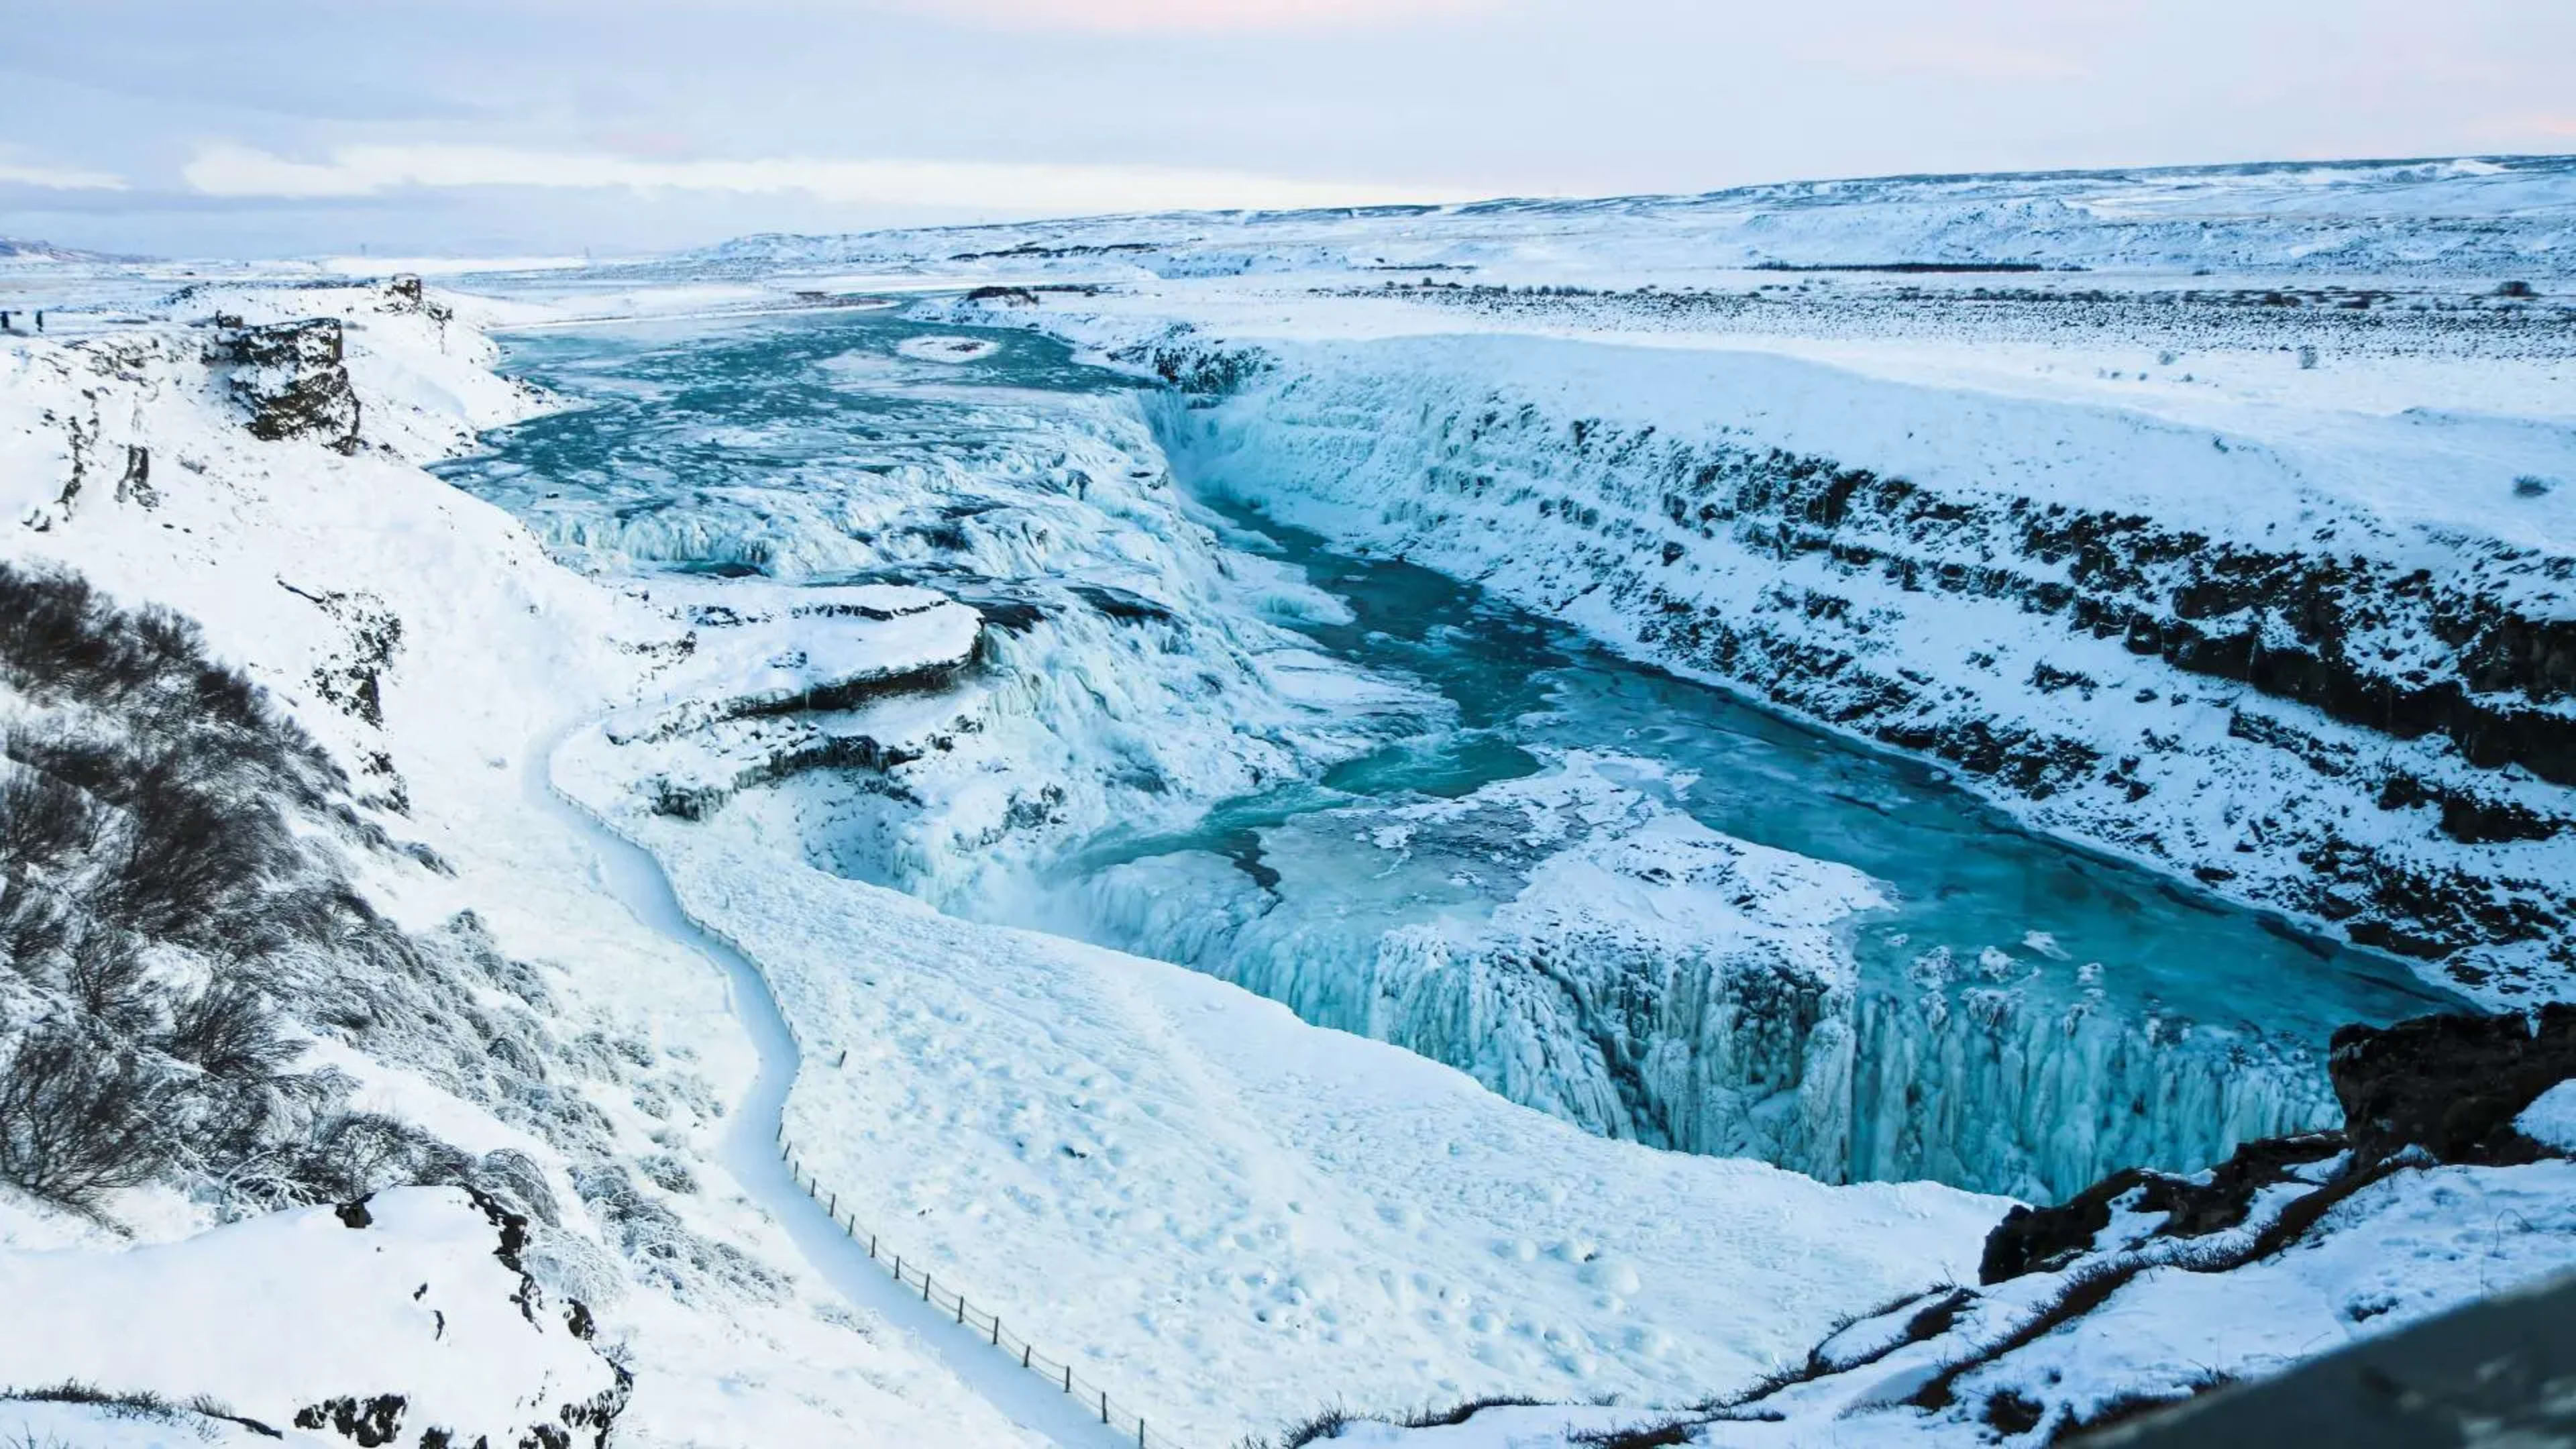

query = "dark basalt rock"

[294,1394,407,1447]
[1981,1168,2149,1283]
[2131,1132,2347,1236]
[2329,1005,2576,1165]
[1986,1007,2575,1287]
[212,318,362,451]
[1972,1132,2345,1285]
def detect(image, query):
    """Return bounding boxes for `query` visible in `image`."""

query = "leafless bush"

[0,1028,178,1213]
[0,764,100,875]
[161,980,295,1080]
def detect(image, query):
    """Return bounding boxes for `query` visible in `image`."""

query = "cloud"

[1823,34,2089,83]
[181,142,1458,214]
[0,154,131,191]
[851,0,1489,32]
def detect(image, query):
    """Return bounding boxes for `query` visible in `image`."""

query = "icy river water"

[443,306,2465,1202]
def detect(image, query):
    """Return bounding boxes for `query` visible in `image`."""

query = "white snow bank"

[0,1187,623,1446]
[898,335,1005,363]
[2518,1081,2576,1153]
[572,806,2005,1446]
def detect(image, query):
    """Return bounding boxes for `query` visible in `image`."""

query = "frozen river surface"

[441,307,2463,1201]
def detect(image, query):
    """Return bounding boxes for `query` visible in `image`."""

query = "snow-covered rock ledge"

[0,1186,628,1449]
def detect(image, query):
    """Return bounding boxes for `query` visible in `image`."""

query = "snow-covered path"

[525,728,1136,1449]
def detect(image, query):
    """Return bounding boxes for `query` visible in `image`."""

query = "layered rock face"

[1143,339,2576,1004]
[212,316,362,450]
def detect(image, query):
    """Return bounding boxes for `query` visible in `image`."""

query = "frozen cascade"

[1044,754,2338,1203]
[449,309,2451,1207]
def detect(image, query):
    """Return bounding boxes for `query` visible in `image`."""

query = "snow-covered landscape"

[3,152,2575,1448]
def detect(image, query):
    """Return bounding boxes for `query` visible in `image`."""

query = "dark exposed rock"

[1986,1004,2573,1287]
[212,318,362,451]
[725,654,972,720]
[1981,1169,2149,1283]
[294,1394,407,1446]
[2132,1132,2348,1235]
[2329,1005,2576,1165]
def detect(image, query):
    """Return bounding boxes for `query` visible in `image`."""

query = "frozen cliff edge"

[1095,325,2575,1008]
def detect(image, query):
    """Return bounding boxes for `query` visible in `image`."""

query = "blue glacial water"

[442,307,2466,1201]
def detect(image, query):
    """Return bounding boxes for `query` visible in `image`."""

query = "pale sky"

[5,0,2572,258]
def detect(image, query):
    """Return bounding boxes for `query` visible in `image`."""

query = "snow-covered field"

[3,152,2573,1449]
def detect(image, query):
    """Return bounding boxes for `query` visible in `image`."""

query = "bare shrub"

[60,926,156,1036]
[0,764,101,875]
[161,981,294,1080]
[0,1028,177,1213]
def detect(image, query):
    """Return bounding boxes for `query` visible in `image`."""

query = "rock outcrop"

[2330,1004,2576,1165]
[211,316,362,451]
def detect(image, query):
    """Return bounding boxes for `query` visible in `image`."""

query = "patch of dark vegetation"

[0,564,668,1248]
[1275,1403,1353,1446]
[1571,1419,1698,1448]
[1398,1395,1544,1428]
[0,1383,281,1438]
[1982,1389,2045,1436]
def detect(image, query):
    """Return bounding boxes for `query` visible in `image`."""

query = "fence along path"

[533,743,1165,1449]
[780,1128,1189,1449]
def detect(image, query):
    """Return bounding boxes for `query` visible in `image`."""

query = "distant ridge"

[0,237,142,264]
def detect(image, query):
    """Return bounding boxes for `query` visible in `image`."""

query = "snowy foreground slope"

[0,284,2010,1446]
